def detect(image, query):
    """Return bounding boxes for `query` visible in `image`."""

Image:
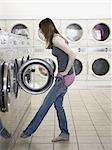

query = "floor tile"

[12,144,29,150]
[97,130,111,137]
[79,144,104,150]
[75,125,95,131]
[102,143,112,150]
[74,120,93,126]
[33,129,54,137]
[76,130,97,137]
[77,136,101,144]
[29,144,53,150]
[31,136,53,144]
[100,137,112,144]
[54,143,78,150]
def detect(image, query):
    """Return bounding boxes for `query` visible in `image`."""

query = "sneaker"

[20,133,31,138]
[52,133,69,142]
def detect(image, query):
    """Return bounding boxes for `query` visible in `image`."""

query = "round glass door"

[73,59,83,75]
[17,59,54,95]
[11,24,29,37]
[65,24,83,41]
[92,23,110,41]
[92,58,110,76]
[0,62,10,112]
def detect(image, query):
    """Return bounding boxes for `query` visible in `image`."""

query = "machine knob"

[105,48,108,52]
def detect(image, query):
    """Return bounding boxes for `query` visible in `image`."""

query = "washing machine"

[33,19,61,51]
[0,20,6,31]
[87,47,111,81]
[61,19,87,47]
[87,19,111,46]
[0,58,12,149]
[72,47,88,80]
[5,20,33,46]
[0,31,31,150]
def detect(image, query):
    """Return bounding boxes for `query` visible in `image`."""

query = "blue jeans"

[23,76,69,136]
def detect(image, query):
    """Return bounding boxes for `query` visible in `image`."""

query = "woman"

[20,18,76,142]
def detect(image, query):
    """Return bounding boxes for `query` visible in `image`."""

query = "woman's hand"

[57,71,68,77]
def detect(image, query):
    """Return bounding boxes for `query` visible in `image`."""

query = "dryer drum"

[93,23,110,41]
[92,58,110,76]
[73,59,83,75]
[65,24,83,41]
[11,24,29,37]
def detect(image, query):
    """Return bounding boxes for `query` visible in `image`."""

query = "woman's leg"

[52,95,69,142]
[54,95,69,134]
[21,77,67,136]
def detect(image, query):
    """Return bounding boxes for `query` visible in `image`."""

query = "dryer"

[5,20,33,46]
[87,19,111,46]
[87,47,111,81]
[61,19,87,47]
[33,19,61,51]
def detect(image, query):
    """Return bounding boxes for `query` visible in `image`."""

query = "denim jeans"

[23,76,69,136]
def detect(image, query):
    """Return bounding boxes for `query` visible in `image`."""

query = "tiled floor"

[13,89,112,150]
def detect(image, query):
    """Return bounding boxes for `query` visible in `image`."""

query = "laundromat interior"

[0,1,112,150]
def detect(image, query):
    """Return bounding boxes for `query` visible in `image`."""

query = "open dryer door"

[17,58,55,95]
[0,62,10,112]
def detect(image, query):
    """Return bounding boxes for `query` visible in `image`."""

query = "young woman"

[20,18,76,142]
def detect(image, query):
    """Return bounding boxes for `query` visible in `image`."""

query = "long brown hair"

[39,18,60,49]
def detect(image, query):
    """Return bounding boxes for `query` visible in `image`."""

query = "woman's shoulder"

[53,34,68,46]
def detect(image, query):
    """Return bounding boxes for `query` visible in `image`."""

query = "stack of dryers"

[0,30,31,150]
[61,20,88,88]
[87,19,112,87]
